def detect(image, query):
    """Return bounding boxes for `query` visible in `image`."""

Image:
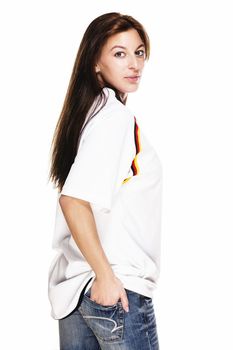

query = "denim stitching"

[82,315,123,333]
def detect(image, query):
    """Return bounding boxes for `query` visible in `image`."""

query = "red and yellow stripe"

[122,116,141,184]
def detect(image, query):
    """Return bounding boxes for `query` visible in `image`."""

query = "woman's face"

[95,29,146,94]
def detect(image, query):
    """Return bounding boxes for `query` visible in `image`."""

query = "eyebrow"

[110,44,145,51]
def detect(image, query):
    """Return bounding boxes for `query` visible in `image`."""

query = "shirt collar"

[102,87,116,98]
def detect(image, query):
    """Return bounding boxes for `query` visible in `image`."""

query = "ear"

[95,65,100,73]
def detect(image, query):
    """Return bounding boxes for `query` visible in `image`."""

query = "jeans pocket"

[83,288,120,308]
[80,289,125,343]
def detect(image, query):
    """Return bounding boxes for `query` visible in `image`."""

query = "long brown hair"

[48,12,150,192]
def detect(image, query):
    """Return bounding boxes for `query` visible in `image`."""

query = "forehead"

[103,29,144,51]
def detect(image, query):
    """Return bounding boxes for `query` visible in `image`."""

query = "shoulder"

[98,87,134,121]
[83,88,135,138]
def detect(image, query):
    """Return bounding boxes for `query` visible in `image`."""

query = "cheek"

[139,60,145,69]
[103,62,123,77]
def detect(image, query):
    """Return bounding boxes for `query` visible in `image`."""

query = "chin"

[126,86,139,93]
[120,85,140,94]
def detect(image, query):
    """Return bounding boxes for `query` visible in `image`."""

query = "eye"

[136,49,145,57]
[114,51,126,58]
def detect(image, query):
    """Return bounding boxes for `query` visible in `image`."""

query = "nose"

[128,54,139,70]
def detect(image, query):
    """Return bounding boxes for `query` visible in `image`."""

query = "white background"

[0,1,232,349]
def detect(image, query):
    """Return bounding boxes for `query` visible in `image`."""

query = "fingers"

[120,289,129,313]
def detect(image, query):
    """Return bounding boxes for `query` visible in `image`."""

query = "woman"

[48,12,162,350]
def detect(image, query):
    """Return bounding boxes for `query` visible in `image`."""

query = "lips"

[125,75,140,78]
[125,75,141,83]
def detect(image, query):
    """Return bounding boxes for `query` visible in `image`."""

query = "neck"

[119,92,128,104]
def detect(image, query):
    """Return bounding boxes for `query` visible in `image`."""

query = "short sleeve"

[60,109,136,212]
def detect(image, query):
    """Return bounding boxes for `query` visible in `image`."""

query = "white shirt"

[48,87,163,320]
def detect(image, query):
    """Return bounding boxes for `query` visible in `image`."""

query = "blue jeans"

[58,287,160,349]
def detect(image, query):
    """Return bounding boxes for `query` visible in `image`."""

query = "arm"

[59,194,114,279]
[59,194,129,311]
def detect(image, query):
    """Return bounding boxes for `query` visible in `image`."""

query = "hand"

[89,275,129,313]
